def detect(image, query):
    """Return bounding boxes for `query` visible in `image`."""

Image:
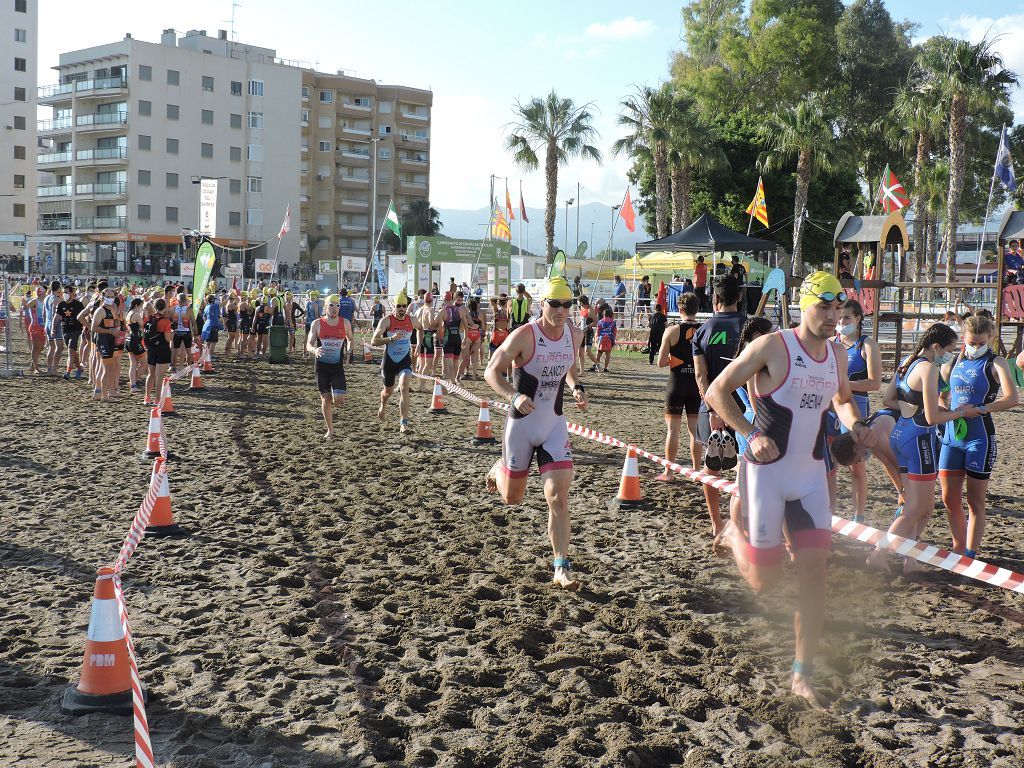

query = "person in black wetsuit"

[646,303,666,365]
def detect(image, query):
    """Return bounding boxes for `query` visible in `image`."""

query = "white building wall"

[0,0,37,259]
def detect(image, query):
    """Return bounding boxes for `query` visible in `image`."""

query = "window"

[301,85,310,100]
[229,211,241,226]
[13,87,25,101]
[14,174,25,188]
[13,115,25,129]
[301,108,309,123]
[230,146,241,162]
[379,148,392,160]
[354,96,371,107]
[138,64,151,81]
[247,111,263,128]
[166,207,178,223]
[230,113,241,129]
[166,104,179,120]
[319,90,333,103]
[201,143,213,159]
[138,100,151,116]
[318,141,331,152]
[318,115,332,129]
[138,170,151,185]
[165,138,178,154]
[138,135,151,151]
[379,125,392,136]
[247,176,263,193]
[167,69,180,86]
[15,28,27,42]
[247,144,264,162]
[201,75,214,92]
[15,0,27,12]
[166,173,178,188]
[138,204,151,220]
[248,79,264,96]
[247,208,263,225]
[201,109,214,125]
[229,178,241,194]
[378,101,392,114]
[14,57,26,72]
[13,203,25,218]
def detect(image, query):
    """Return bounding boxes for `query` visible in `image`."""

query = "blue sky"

[37,1,1024,214]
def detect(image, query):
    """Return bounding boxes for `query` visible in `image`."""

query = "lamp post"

[564,197,575,252]
[576,181,581,253]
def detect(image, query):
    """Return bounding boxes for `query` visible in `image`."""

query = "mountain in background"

[435,202,653,257]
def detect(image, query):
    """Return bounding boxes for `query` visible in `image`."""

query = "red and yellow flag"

[505,183,515,222]
[745,176,769,227]
[491,204,511,241]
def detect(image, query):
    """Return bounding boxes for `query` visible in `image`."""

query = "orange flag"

[620,189,636,233]
[505,183,515,222]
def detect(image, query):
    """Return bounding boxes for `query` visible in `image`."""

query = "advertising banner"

[199,179,218,237]
[255,258,274,277]
[191,240,217,317]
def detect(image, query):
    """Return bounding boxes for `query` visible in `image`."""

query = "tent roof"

[635,213,776,253]
[833,211,909,249]
[998,209,1024,242]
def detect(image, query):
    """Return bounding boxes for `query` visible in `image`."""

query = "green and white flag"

[192,239,217,319]
[383,201,402,238]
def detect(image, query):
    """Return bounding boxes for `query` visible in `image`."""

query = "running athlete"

[441,291,471,386]
[202,293,223,360]
[594,308,616,373]
[171,292,195,370]
[708,271,879,708]
[483,277,588,591]
[490,295,510,354]
[307,295,353,439]
[415,291,443,390]
[143,299,173,405]
[223,293,240,356]
[239,294,255,358]
[508,284,533,331]
[370,290,422,434]
[657,293,703,478]
[56,286,85,379]
[124,298,147,393]
[937,314,1018,557]
[286,291,303,352]
[866,323,968,576]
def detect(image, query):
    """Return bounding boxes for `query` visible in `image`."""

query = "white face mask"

[964,343,988,359]
[837,323,857,337]
[935,350,954,365]
[103,296,115,306]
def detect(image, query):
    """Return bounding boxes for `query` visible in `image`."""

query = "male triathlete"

[307,295,353,439]
[370,290,422,434]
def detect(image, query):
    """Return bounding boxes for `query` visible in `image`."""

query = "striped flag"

[995,124,1016,192]
[505,182,515,222]
[876,164,910,213]
[277,204,291,239]
[745,176,769,227]
[519,182,529,223]
[491,204,511,241]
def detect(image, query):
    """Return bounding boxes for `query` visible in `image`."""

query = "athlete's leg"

[486,459,528,504]
[378,384,393,421]
[940,470,968,554]
[792,547,828,709]
[543,467,578,590]
[965,475,989,555]
[398,371,411,421]
[686,414,702,469]
[320,393,334,438]
[868,475,935,574]
[850,460,868,520]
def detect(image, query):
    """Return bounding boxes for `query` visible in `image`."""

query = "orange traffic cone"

[472,400,496,445]
[188,364,205,391]
[146,458,186,536]
[142,406,163,458]
[610,447,647,508]
[191,344,201,364]
[202,346,216,374]
[363,343,373,364]
[61,566,146,715]
[428,379,448,414]
[160,376,180,418]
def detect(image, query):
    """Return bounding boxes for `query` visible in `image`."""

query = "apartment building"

[0,0,37,266]
[36,29,301,274]
[301,71,431,263]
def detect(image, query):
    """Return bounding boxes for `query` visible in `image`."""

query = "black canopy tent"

[636,213,776,253]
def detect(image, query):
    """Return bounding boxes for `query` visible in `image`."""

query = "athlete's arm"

[369,316,391,347]
[566,327,588,411]
[984,357,1020,414]
[657,326,679,368]
[706,334,779,462]
[882,374,899,410]
[850,337,882,394]
[485,327,532,413]
[306,319,321,355]
[343,319,353,347]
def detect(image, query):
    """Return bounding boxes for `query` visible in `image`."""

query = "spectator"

[646,303,666,365]
[572,276,582,297]
[1004,240,1024,284]
[613,275,626,322]
[694,255,708,312]
[838,246,853,280]
[730,254,747,285]
[636,275,652,326]
[681,278,694,294]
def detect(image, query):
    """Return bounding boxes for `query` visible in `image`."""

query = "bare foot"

[654,471,674,482]
[377,403,386,421]
[324,430,333,440]
[400,422,413,435]
[791,674,825,710]
[865,549,891,573]
[552,567,580,591]
[712,518,735,559]
[484,459,501,494]
[902,556,924,576]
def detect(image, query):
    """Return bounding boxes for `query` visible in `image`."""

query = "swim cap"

[542,276,574,301]
[395,289,409,305]
[310,290,320,300]
[268,287,277,296]
[799,271,845,312]
[285,291,293,299]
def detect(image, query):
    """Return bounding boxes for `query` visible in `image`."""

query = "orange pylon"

[160,376,179,418]
[428,379,448,414]
[202,346,215,373]
[610,447,646,508]
[363,343,373,364]
[143,406,163,458]
[188,364,205,391]
[146,457,186,536]
[472,400,496,445]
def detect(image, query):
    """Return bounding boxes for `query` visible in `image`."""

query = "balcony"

[339,124,372,137]
[339,101,371,113]
[337,198,369,210]
[37,82,74,102]
[339,150,370,162]
[38,216,73,231]
[38,117,73,134]
[339,222,369,232]
[75,181,128,198]
[74,76,129,97]
[76,147,128,163]
[336,175,370,187]
[398,154,428,168]
[76,112,128,131]
[398,111,428,122]
[399,180,428,191]
[75,215,127,230]
[38,151,73,165]
[38,184,72,198]
[399,133,429,144]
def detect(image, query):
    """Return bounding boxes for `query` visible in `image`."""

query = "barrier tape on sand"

[112,574,156,768]
[415,373,1024,594]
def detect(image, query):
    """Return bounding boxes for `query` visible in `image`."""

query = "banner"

[192,239,217,317]
[373,253,388,292]
[224,262,243,278]
[574,241,588,259]
[340,256,366,272]
[199,179,218,237]
[179,262,195,278]
[254,258,274,277]
[319,260,339,273]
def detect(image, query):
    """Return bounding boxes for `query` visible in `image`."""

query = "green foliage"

[595,248,632,261]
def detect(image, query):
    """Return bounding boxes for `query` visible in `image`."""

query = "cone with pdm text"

[61,567,146,715]
[142,406,163,458]
[428,379,448,414]
[160,376,180,418]
[188,364,205,391]
[202,346,216,373]
[363,343,373,364]
[146,457,186,536]
[609,446,647,509]
[472,400,497,445]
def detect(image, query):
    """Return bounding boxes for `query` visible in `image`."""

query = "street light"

[564,197,575,252]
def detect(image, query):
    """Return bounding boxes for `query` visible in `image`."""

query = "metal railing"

[75,216,127,229]
[38,185,72,198]
[76,112,128,128]
[76,147,128,161]
[38,151,72,165]
[38,117,73,132]
[75,182,127,196]
[37,217,73,231]
[37,77,127,99]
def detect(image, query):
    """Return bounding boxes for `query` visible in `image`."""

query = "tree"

[669,95,729,230]
[918,160,948,285]
[505,91,602,262]
[758,96,842,276]
[304,233,328,263]
[403,199,443,237]
[921,35,1017,282]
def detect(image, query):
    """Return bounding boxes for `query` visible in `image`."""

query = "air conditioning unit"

[316,174,326,180]
[317,224,326,230]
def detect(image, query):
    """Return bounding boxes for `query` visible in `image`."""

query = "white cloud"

[531,16,655,59]
[583,17,656,41]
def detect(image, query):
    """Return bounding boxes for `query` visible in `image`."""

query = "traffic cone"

[472,400,496,445]
[160,376,180,418]
[146,457,186,536]
[142,406,163,458]
[192,345,201,364]
[202,346,215,374]
[363,343,373,364]
[61,566,146,715]
[609,447,647,509]
[428,379,448,414]
[188,364,205,391]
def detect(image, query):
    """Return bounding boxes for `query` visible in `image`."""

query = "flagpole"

[869,171,880,216]
[595,188,628,288]
[974,170,999,283]
[747,176,759,235]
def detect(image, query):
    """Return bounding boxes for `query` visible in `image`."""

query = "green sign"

[407,236,511,265]
[319,260,338,273]
[574,241,588,259]
[192,239,216,318]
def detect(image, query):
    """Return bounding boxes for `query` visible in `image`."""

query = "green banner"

[407,236,511,265]
[574,241,588,259]
[192,239,217,319]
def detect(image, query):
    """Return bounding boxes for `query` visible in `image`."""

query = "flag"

[995,124,1017,192]
[491,204,512,241]
[277,204,291,240]
[383,200,402,238]
[745,176,769,227]
[620,189,636,233]
[191,239,217,320]
[505,183,515,222]
[876,164,910,213]
[519,183,529,223]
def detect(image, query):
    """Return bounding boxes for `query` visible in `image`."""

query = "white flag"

[277,204,291,240]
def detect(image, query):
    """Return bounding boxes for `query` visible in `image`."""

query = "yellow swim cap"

[326,294,340,305]
[799,271,845,312]
[395,288,409,305]
[542,276,574,301]
[309,290,320,300]
[268,287,277,296]
[285,291,293,299]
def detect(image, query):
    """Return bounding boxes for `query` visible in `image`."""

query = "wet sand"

[1,340,1023,767]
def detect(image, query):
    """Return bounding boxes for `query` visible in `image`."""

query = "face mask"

[964,343,988,359]
[837,323,857,337]
[104,296,115,305]
[935,350,954,365]
[455,301,463,306]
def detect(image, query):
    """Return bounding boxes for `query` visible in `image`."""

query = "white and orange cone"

[428,379,448,414]
[363,343,373,364]
[188,364,205,391]
[191,344,201,364]
[146,458,186,536]
[202,346,215,374]
[160,376,180,418]
[142,406,163,458]
[61,567,145,715]
[472,400,496,445]
[610,447,647,508]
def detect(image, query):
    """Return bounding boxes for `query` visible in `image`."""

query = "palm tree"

[919,160,948,285]
[758,96,841,276]
[506,91,602,262]
[922,36,1017,283]
[402,199,442,237]
[669,96,728,230]
[304,233,328,261]
[612,84,676,237]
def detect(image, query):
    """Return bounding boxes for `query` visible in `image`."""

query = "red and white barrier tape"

[112,462,161,573]
[112,573,156,768]
[166,362,196,383]
[415,373,1024,593]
